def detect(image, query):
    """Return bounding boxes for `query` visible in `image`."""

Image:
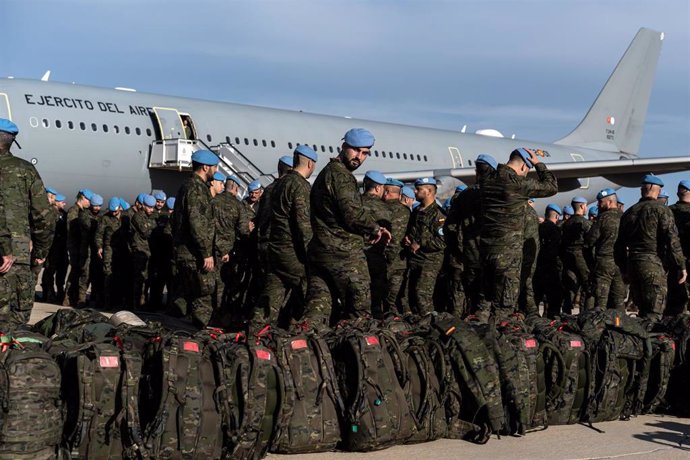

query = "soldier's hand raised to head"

[679,269,687,285]
[526,148,541,166]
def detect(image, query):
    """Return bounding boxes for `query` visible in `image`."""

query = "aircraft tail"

[555,28,663,156]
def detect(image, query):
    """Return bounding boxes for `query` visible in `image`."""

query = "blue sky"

[2,0,688,204]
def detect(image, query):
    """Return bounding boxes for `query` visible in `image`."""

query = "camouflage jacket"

[255,181,276,244]
[406,200,446,265]
[585,208,622,259]
[0,152,54,264]
[78,208,99,257]
[614,197,685,271]
[458,185,482,262]
[309,158,379,257]
[561,215,592,254]
[523,205,540,262]
[443,193,463,262]
[480,163,557,250]
[361,193,391,256]
[95,213,124,252]
[267,170,312,264]
[172,173,214,261]
[0,205,8,257]
[50,207,68,252]
[384,198,410,268]
[66,205,82,252]
[536,219,561,269]
[669,201,690,259]
[212,192,242,259]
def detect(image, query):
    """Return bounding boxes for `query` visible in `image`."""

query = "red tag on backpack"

[524,339,537,348]
[183,341,200,353]
[99,356,119,368]
[365,336,380,346]
[570,340,583,348]
[291,339,308,350]
[256,349,271,360]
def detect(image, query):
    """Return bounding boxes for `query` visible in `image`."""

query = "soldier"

[0,119,54,328]
[584,188,624,311]
[253,145,318,330]
[130,194,156,309]
[235,180,262,309]
[360,170,391,318]
[304,128,391,327]
[64,189,93,306]
[95,197,125,309]
[617,198,625,212]
[255,156,293,262]
[77,193,103,306]
[658,189,669,206]
[45,186,57,206]
[615,175,686,322]
[666,180,690,315]
[478,148,557,320]
[534,204,563,318]
[41,193,68,303]
[403,177,446,316]
[171,150,218,327]
[560,196,592,314]
[382,178,410,316]
[401,186,416,210]
[213,175,243,321]
[518,198,540,319]
[562,205,573,224]
[148,190,169,309]
[588,205,599,221]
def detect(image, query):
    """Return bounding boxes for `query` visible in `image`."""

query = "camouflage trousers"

[445,265,466,317]
[65,246,81,306]
[586,257,625,311]
[518,250,538,318]
[462,251,482,314]
[382,264,405,316]
[479,248,522,316]
[77,247,92,305]
[131,251,149,309]
[41,248,68,302]
[172,257,215,328]
[533,264,563,319]
[627,256,666,322]
[304,252,371,327]
[405,258,443,316]
[562,251,590,314]
[0,264,36,329]
[666,261,689,316]
[365,250,387,319]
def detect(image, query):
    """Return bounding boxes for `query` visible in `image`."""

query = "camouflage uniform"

[77,208,100,305]
[382,199,410,316]
[304,158,380,326]
[457,186,483,313]
[518,205,540,318]
[667,201,690,315]
[0,151,54,328]
[361,193,392,319]
[94,212,125,308]
[171,174,215,327]
[584,207,625,310]
[130,210,155,308]
[442,193,466,316]
[534,219,563,318]
[479,162,557,318]
[560,214,592,314]
[614,197,685,321]
[254,170,312,329]
[211,192,241,315]
[65,204,83,305]
[404,201,446,316]
[41,206,68,302]
[148,209,169,309]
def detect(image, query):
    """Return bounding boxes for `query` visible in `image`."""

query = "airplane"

[0,27,687,210]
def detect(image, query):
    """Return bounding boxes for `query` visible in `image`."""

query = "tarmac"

[28,300,690,460]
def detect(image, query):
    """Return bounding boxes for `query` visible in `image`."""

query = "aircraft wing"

[370,156,690,189]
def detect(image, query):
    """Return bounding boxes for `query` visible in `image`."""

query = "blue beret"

[512,148,534,169]
[385,178,404,188]
[212,172,226,182]
[0,118,18,134]
[108,197,121,212]
[364,170,387,185]
[563,205,574,215]
[342,128,375,148]
[225,175,242,186]
[247,180,262,192]
[45,186,58,195]
[55,194,66,202]
[79,188,94,200]
[546,204,562,215]
[617,198,625,205]
[191,149,220,166]
[596,188,616,200]
[153,191,166,201]
[415,177,437,186]
[528,197,535,203]
[455,184,468,192]
[279,155,294,167]
[642,174,664,187]
[166,197,176,209]
[119,198,131,210]
[571,196,588,204]
[402,186,416,200]
[443,197,452,210]
[294,144,318,162]
[143,194,156,208]
[136,193,146,204]
[588,206,599,217]
[475,154,498,170]
[679,180,690,191]
[659,189,669,199]
[412,201,421,210]
[90,194,104,207]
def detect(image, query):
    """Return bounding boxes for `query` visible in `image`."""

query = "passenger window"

[125,126,130,134]
[114,125,120,134]
[146,128,152,136]
[321,145,325,152]
[80,122,86,131]
[396,152,400,159]
[262,140,267,147]
[68,121,74,130]
[271,140,276,148]
[55,120,62,129]
[207,134,212,142]
[424,155,428,162]
[102,124,109,133]
[42,118,50,128]
[91,123,97,132]
[244,138,249,145]
[468,160,473,166]
[337,147,341,153]
[288,142,293,149]
[417,154,421,161]
[329,146,333,153]
[313,144,318,152]
[253,139,258,146]
[226,136,231,144]
[136,127,141,135]
[403,153,407,160]
[374,151,379,157]
[235,137,240,144]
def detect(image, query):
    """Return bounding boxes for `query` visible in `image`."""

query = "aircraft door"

[0,94,12,120]
[152,107,185,140]
[448,147,464,168]
[570,153,590,189]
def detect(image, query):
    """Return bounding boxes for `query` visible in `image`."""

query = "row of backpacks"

[0,307,689,459]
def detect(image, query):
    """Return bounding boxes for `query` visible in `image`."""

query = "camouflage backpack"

[655,315,690,415]
[270,327,343,454]
[641,333,675,414]
[33,308,113,343]
[0,331,63,460]
[211,330,284,460]
[142,332,223,459]
[327,319,415,451]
